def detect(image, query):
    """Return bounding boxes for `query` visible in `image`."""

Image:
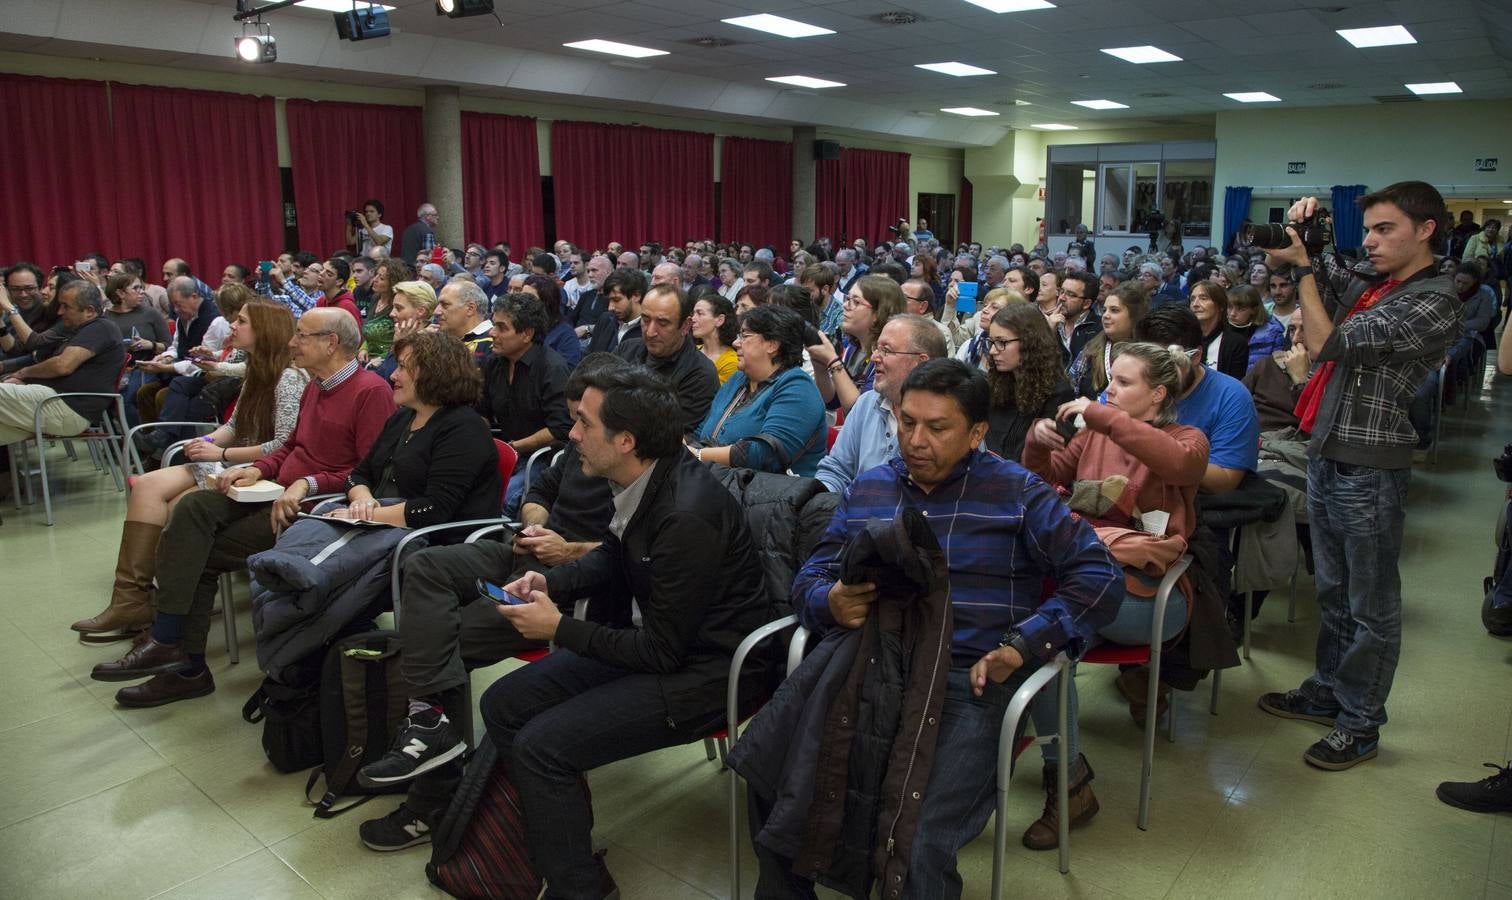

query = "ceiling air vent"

[1373,93,1422,103]
[1309,82,1347,90]
[687,36,735,48]
[876,10,921,25]
[1137,91,1173,98]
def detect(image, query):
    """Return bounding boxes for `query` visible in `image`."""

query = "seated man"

[479,293,572,512]
[367,363,771,894]
[0,280,124,447]
[614,283,717,436]
[356,353,620,851]
[1243,316,1313,433]
[586,267,644,355]
[435,279,494,365]
[89,309,393,706]
[317,256,363,325]
[746,359,1122,899]
[814,313,946,495]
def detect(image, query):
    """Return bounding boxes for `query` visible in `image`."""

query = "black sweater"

[986,379,1076,463]
[523,443,613,543]
[346,404,502,534]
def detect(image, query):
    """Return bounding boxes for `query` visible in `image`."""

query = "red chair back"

[826,425,840,451]
[493,439,518,507]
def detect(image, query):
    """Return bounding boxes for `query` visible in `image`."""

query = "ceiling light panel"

[916,62,998,77]
[1030,123,1078,130]
[1101,45,1182,64]
[1404,81,1461,95]
[1071,99,1128,109]
[722,14,834,38]
[294,0,394,11]
[1224,92,1281,102]
[941,107,999,116]
[766,75,845,89]
[563,39,668,58]
[1336,25,1416,48]
[964,0,1057,12]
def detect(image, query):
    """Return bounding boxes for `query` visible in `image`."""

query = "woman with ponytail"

[71,301,308,639]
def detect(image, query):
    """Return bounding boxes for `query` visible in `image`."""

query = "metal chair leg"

[220,573,239,664]
[1209,668,1222,716]
[704,737,717,762]
[1241,591,1252,660]
[1287,562,1298,623]
[1056,669,1070,875]
[1139,644,1161,830]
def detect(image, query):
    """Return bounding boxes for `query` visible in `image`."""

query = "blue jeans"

[751,666,1035,900]
[1298,457,1411,736]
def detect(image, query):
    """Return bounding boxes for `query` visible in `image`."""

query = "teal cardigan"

[697,366,827,476]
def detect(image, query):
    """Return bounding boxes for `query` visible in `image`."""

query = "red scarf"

[1293,279,1398,432]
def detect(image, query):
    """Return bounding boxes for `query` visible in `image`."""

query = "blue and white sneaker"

[1303,727,1379,771]
[1257,689,1339,726]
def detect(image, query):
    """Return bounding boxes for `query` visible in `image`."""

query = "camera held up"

[1243,210,1333,255]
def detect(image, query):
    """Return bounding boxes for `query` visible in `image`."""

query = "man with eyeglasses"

[1052,271,1101,366]
[92,307,393,707]
[1,262,55,333]
[0,279,124,448]
[814,314,947,495]
[901,278,956,355]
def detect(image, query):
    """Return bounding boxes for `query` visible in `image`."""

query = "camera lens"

[1242,223,1290,249]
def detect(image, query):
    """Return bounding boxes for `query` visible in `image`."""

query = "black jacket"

[615,336,718,437]
[546,453,771,727]
[175,298,222,360]
[573,287,607,329]
[1202,324,1251,381]
[345,405,502,533]
[586,312,640,355]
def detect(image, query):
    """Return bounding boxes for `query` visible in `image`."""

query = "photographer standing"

[1256,182,1460,770]
[346,199,392,257]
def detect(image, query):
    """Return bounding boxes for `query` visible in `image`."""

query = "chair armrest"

[998,651,1069,771]
[464,522,523,544]
[786,625,811,678]
[1149,554,1193,650]
[123,420,216,475]
[390,517,515,625]
[725,614,799,746]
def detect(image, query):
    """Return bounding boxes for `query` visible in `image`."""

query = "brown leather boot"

[72,521,162,636]
[1115,665,1171,729]
[1022,754,1099,850]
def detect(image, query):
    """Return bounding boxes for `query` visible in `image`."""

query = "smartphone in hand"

[476,578,528,606]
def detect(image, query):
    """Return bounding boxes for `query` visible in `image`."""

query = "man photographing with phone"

[1255,182,1460,771]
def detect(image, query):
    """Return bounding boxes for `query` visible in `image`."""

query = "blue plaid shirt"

[794,449,1123,667]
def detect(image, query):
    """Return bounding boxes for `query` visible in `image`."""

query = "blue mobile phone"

[476,578,528,606]
[956,280,979,315]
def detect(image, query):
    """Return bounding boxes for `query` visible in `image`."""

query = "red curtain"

[813,148,910,247]
[461,112,543,251]
[0,75,120,268]
[111,83,282,276]
[958,176,974,246]
[552,121,713,251]
[720,137,792,249]
[285,99,424,257]
[814,158,842,247]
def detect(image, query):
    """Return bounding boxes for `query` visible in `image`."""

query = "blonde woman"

[373,280,438,382]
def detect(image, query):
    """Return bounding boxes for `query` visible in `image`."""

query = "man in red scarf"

[1256,182,1460,770]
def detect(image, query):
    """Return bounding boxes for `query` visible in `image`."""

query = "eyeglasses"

[842,296,872,310]
[7,284,39,294]
[1057,288,1085,300]
[987,338,1022,353]
[735,330,761,342]
[872,345,925,359]
[292,330,334,341]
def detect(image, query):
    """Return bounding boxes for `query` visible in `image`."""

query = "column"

[423,85,464,248]
[791,125,816,244]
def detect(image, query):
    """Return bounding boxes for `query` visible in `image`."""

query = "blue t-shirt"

[1177,369,1260,472]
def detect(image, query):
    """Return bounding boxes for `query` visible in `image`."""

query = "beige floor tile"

[1488,880,1512,900]
[152,849,322,900]
[598,836,718,900]
[0,767,260,900]
[0,699,167,828]
[1490,812,1512,887]
[174,733,326,846]
[270,798,445,899]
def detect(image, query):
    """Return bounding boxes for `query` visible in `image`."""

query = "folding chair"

[9,391,129,525]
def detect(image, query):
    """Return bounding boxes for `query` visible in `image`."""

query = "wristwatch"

[997,628,1033,662]
[1293,265,1314,280]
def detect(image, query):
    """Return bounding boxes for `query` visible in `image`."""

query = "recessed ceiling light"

[294,0,394,11]
[1030,123,1078,130]
[1071,99,1128,109]
[766,75,845,89]
[1224,91,1282,103]
[722,14,834,38]
[562,39,668,58]
[1101,45,1182,64]
[1404,81,1461,95]
[964,0,1057,12]
[1336,25,1416,48]
[941,107,1000,116]
[916,61,998,77]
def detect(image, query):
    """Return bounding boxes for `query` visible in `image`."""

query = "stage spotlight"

[334,3,390,41]
[435,0,494,17]
[234,20,276,63]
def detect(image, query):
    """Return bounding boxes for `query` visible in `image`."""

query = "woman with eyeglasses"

[1069,281,1150,399]
[72,300,306,639]
[806,274,907,413]
[952,287,1021,373]
[691,304,826,476]
[985,303,1076,462]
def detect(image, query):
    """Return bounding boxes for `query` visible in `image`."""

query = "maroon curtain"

[841,149,910,249]
[0,75,119,267]
[958,176,974,246]
[111,84,282,276]
[720,137,792,249]
[814,158,843,246]
[461,112,543,251]
[285,99,424,257]
[552,121,713,251]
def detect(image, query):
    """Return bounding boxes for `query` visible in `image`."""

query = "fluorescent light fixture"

[1030,123,1078,130]
[1336,25,1416,48]
[766,75,845,89]
[722,14,834,38]
[1101,45,1182,64]
[1224,91,1281,102]
[1405,81,1462,95]
[562,39,668,58]
[295,0,394,11]
[941,107,1000,116]
[1071,99,1128,109]
[964,0,1056,12]
[916,61,997,77]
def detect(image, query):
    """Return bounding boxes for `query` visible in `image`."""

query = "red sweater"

[1022,401,1209,540]
[253,367,394,494]
[321,290,363,328]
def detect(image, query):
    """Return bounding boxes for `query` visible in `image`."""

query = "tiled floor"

[2,371,1509,900]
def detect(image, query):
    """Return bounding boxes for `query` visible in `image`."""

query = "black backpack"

[304,629,409,817]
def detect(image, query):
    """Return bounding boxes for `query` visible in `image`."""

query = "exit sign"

[1287,161,1307,175]
[1475,158,1498,172]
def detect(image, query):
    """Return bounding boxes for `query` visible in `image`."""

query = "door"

[917,193,956,249]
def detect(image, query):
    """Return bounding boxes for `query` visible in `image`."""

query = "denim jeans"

[1299,457,1411,736]
[479,650,716,900]
[751,666,1035,900]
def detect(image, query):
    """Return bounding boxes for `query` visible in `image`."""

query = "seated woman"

[328,331,501,531]
[1068,281,1150,399]
[372,280,437,382]
[105,272,172,428]
[807,274,906,413]
[70,300,305,638]
[1018,341,1210,850]
[951,286,1021,372]
[984,303,1076,462]
[1189,281,1250,380]
[522,274,582,368]
[733,283,768,316]
[689,287,738,384]
[361,258,409,369]
[1226,284,1287,370]
[692,304,826,476]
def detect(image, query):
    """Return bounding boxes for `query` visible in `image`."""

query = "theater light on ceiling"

[435,0,494,18]
[234,18,276,62]
[333,2,391,41]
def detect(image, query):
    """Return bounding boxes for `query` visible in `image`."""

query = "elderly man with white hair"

[400,202,440,264]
